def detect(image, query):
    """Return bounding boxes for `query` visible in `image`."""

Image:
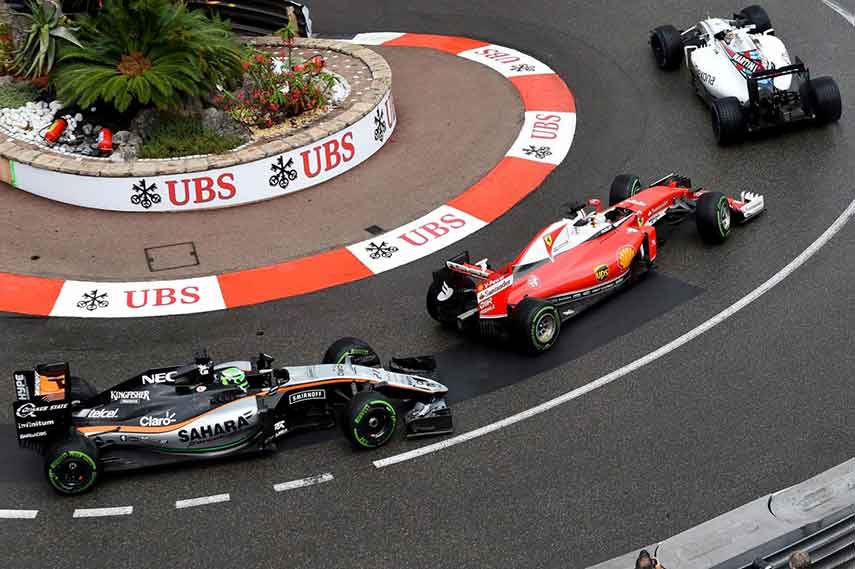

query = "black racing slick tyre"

[711,97,746,145]
[511,298,561,354]
[609,174,642,207]
[345,391,398,449]
[322,337,380,367]
[801,77,842,125]
[650,25,683,70]
[740,5,772,34]
[45,433,99,495]
[696,192,732,245]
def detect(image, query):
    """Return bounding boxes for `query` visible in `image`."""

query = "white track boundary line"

[174,493,230,510]
[822,0,855,25]
[375,198,855,468]
[72,506,133,518]
[273,472,334,492]
[0,509,38,519]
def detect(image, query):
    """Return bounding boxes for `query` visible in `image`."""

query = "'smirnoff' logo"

[289,390,325,405]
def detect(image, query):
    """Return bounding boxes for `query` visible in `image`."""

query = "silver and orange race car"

[13,338,452,494]
[427,173,765,352]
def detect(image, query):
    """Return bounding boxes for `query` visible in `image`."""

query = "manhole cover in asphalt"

[145,242,199,272]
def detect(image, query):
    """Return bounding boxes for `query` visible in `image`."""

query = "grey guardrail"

[589,458,855,569]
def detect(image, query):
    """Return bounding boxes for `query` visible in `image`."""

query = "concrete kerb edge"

[0,37,390,177]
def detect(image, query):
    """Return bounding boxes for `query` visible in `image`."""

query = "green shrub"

[14,0,82,78]
[52,0,243,112]
[0,81,41,107]
[139,113,245,158]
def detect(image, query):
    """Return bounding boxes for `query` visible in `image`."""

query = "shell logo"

[617,246,635,271]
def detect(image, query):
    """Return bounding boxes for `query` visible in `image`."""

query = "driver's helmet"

[218,367,248,390]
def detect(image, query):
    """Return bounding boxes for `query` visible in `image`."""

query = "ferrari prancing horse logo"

[594,264,609,281]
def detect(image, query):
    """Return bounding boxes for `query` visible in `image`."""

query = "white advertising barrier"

[11,91,396,212]
[50,276,225,317]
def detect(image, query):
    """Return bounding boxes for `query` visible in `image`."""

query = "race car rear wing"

[12,362,72,451]
[747,60,809,105]
[443,251,492,280]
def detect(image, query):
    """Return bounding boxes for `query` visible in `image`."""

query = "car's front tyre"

[740,5,772,34]
[609,174,642,207]
[345,391,398,449]
[650,25,683,70]
[322,337,380,367]
[696,192,732,245]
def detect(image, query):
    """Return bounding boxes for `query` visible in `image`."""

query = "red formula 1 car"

[426,173,765,352]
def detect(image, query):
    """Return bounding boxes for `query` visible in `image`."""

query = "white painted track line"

[175,493,230,510]
[273,472,334,492]
[822,0,855,25]
[375,198,855,468]
[0,509,38,519]
[72,506,133,518]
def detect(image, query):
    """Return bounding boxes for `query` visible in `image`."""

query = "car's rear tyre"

[609,174,642,207]
[650,25,683,70]
[322,337,380,367]
[740,5,772,34]
[511,298,561,354]
[711,97,746,145]
[426,269,475,328]
[800,76,842,125]
[45,433,99,495]
[696,192,732,244]
[345,391,398,449]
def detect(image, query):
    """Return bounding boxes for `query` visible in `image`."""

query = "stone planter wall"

[0,37,395,211]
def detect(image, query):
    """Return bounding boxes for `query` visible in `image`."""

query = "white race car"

[650,5,842,145]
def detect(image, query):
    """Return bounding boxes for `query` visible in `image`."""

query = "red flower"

[292,63,306,73]
[265,117,273,127]
[242,60,251,71]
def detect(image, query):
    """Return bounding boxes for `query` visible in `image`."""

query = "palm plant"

[13,0,82,78]
[52,0,243,112]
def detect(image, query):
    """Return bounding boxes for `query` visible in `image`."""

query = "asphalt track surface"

[1,1,854,568]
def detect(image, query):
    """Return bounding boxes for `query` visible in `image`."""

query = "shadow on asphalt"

[436,270,702,402]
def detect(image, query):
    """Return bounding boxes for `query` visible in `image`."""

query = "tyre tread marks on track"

[0,32,575,318]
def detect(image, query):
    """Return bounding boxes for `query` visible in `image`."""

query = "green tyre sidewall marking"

[336,348,369,364]
[529,306,558,351]
[48,450,97,494]
[631,178,640,196]
[352,399,397,448]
